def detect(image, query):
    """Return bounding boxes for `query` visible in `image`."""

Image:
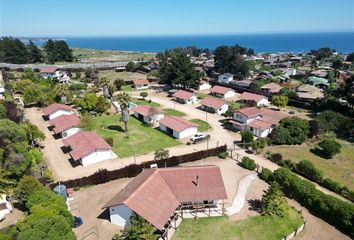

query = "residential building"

[296,84,324,100]
[103,165,227,239]
[261,83,282,94]
[159,116,198,139]
[133,105,164,124]
[234,80,252,88]
[62,131,117,166]
[200,97,228,114]
[230,107,262,131]
[210,86,235,99]
[218,73,233,84]
[42,103,75,120]
[172,90,198,104]
[307,76,329,88]
[0,194,13,221]
[39,67,59,79]
[238,92,269,106]
[49,114,80,138]
[198,81,212,91]
[133,79,150,90]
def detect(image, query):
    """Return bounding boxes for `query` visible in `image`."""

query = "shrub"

[259,168,273,181]
[241,130,253,143]
[318,139,341,158]
[269,153,283,164]
[269,117,309,145]
[241,156,256,170]
[322,178,342,194]
[218,152,228,159]
[140,92,148,100]
[104,137,114,147]
[44,170,54,182]
[296,160,324,182]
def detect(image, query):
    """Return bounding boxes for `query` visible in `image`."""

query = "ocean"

[29,32,354,53]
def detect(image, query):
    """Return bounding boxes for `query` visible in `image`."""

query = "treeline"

[260,167,354,237]
[0,37,73,64]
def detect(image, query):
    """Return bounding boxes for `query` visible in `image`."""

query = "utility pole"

[129,143,136,164]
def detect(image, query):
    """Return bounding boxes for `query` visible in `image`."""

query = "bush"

[104,137,114,147]
[241,130,253,143]
[269,117,309,145]
[318,139,341,158]
[218,152,228,159]
[322,178,342,194]
[241,156,256,170]
[269,153,283,164]
[259,168,273,181]
[296,160,324,182]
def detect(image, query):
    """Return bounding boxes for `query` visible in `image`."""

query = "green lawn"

[121,85,132,92]
[163,108,186,117]
[190,119,212,132]
[173,208,303,240]
[98,70,147,82]
[266,140,354,189]
[91,114,180,157]
[131,98,161,107]
[196,92,208,99]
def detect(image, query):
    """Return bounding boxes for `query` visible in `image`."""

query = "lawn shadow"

[309,147,330,159]
[107,125,124,133]
[97,208,110,221]
[247,199,262,213]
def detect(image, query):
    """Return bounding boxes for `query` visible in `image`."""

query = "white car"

[190,132,207,142]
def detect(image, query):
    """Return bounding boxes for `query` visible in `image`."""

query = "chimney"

[196,175,199,188]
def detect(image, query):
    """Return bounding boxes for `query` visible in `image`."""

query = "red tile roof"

[172,90,195,100]
[42,103,74,116]
[159,116,198,132]
[133,105,161,117]
[49,115,80,134]
[40,66,58,73]
[259,108,287,124]
[248,119,272,130]
[239,92,267,103]
[261,83,282,93]
[235,107,261,117]
[133,79,149,85]
[200,97,226,109]
[103,165,227,230]
[62,131,111,160]
[211,85,234,95]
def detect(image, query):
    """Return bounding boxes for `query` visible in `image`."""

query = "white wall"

[256,98,269,106]
[48,109,73,120]
[199,83,211,91]
[216,104,229,114]
[186,96,198,104]
[61,127,80,138]
[135,84,149,90]
[233,113,260,124]
[175,126,198,139]
[135,112,164,124]
[109,204,133,228]
[224,91,236,98]
[81,149,117,166]
[247,126,272,138]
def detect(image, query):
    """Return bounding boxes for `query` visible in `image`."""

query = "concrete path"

[226,174,257,215]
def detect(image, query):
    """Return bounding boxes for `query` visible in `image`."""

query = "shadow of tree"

[309,147,330,159]
[107,125,124,132]
[247,199,262,213]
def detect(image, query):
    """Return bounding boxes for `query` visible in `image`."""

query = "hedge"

[241,156,256,170]
[50,145,227,189]
[271,168,354,237]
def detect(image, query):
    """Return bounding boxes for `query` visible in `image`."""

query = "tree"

[0,167,17,194]
[140,92,148,100]
[22,68,37,82]
[116,93,131,132]
[252,138,267,153]
[318,139,341,158]
[241,156,256,170]
[126,61,136,72]
[241,130,253,143]
[159,52,200,89]
[332,59,343,70]
[271,95,288,108]
[0,37,28,63]
[27,40,43,63]
[14,176,44,207]
[23,84,42,104]
[20,120,45,144]
[119,213,158,240]
[269,117,309,145]
[308,120,320,138]
[154,148,169,161]
[0,119,28,143]
[296,160,324,182]
[114,78,125,91]
[346,52,354,63]
[316,111,353,139]
[77,93,98,111]
[261,182,288,217]
[43,39,73,63]
[96,96,110,113]
[79,115,96,130]
[310,47,334,60]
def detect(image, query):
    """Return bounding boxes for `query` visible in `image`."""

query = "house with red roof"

[42,103,75,120]
[158,116,198,139]
[230,107,262,131]
[210,85,235,99]
[172,90,197,104]
[261,82,282,94]
[238,92,269,106]
[49,114,80,138]
[133,105,164,124]
[200,97,228,114]
[62,131,117,166]
[39,67,59,78]
[133,79,150,90]
[103,165,227,238]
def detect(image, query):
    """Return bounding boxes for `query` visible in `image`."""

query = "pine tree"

[261,182,288,217]
[27,40,43,63]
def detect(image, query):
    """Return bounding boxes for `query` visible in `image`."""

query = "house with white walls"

[133,105,164,124]
[210,86,235,99]
[218,73,234,84]
[238,92,269,106]
[172,90,198,104]
[200,97,229,114]
[42,103,75,120]
[49,114,80,138]
[133,79,150,90]
[159,116,198,139]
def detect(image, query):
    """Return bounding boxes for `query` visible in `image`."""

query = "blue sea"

[28,32,354,53]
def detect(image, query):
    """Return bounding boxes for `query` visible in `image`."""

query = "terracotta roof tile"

[200,97,226,109]
[235,107,261,117]
[159,116,198,132]
[42,103,74,116]
[248,119,272,130]
[172,90,195,100]
[40,66,58,73]
[211,85,234,95]
[239,92,267,102]
[133,79,149,85]
[133,105,161,117]
[49,115,80,134]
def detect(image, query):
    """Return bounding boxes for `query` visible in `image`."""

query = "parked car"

[288,110,296,115]
[190,132,210,143]
[73,216,83,228]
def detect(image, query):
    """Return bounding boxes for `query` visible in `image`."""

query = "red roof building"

[40,66,58,73]
[42,103,74,120]
[133,79,150,89]
[210,86,235,98]
[103,165,227,230]
[235,107,261,117]
[238,92,269,106]
[49,114,80,135]
[200,97,228,114]
[159,116,198,132]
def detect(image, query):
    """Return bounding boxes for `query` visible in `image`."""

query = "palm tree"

[116,92,131,132]
[99,77,110,97]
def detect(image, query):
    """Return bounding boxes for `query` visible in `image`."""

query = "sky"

[1,0,353,37]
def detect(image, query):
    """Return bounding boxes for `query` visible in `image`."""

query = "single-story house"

[210,86,235,99]
[247,119,273,138]
[133,79,150,90]
[62,131,117,166]
[39,67,59,78]
[296,84,324,100]
[230,107,262,131]
[307,76,329,89]
[200,97,228,114]
[42,103,75,120]
[0,86,5,98]
[103,165,227,239]
[198,81,212,91]
[238,92,269,106]
[172,90,198,104]
[234,80,252,88]
[49,114,80,138]
[159,116,198,139]
[133,105,164,124]
[310,70,328,78]
[261,82,282,94]
[218,73,234,84]
[0,194,13,221]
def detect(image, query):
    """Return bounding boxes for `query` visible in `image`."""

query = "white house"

[231,107,262,131]
[133,79,150,90]
[0,194,13,221]
[49,114,80,138]
[218,73,234,84]
[198,81,211,91]
[0,86,5,98]
[247,119,273,138]
[200,97,228,114]
[62,131,117,166]
[238,92,269,106]
[39,67,59,79]
[210,86,235,99]
[133,105,164,124]
[172,90,198,104]
[42,103,75,120]
[159,116,198,139]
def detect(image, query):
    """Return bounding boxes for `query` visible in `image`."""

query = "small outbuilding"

[200,97,228,114]
[238,92,269,107]
[133,79,150,90]
[172,90,198,104]
[159,116,198,139]
[133,105,164,124]
[49,114,80,138]
[210,86,235,99]
[42,103,75,120]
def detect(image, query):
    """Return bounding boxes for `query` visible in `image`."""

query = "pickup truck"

[190,132,210,143]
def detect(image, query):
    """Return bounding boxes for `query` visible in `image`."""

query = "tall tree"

[0,37,28,63]
[27,40,43,63]
[119,213,158,240]
[261,182,288,217]
[116,93,131,132]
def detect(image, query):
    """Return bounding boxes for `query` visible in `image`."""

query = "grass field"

[98,70,147,82]
[173,208,303,240]
[266,140,354,189]
[121,85,132,92]
[163,108,186,117]
[190,119,212,132]
[91,114,180,157]
[132,98,160,107]
[196,92,208,99]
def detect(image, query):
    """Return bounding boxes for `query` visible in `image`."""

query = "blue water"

[29,32,354,53]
